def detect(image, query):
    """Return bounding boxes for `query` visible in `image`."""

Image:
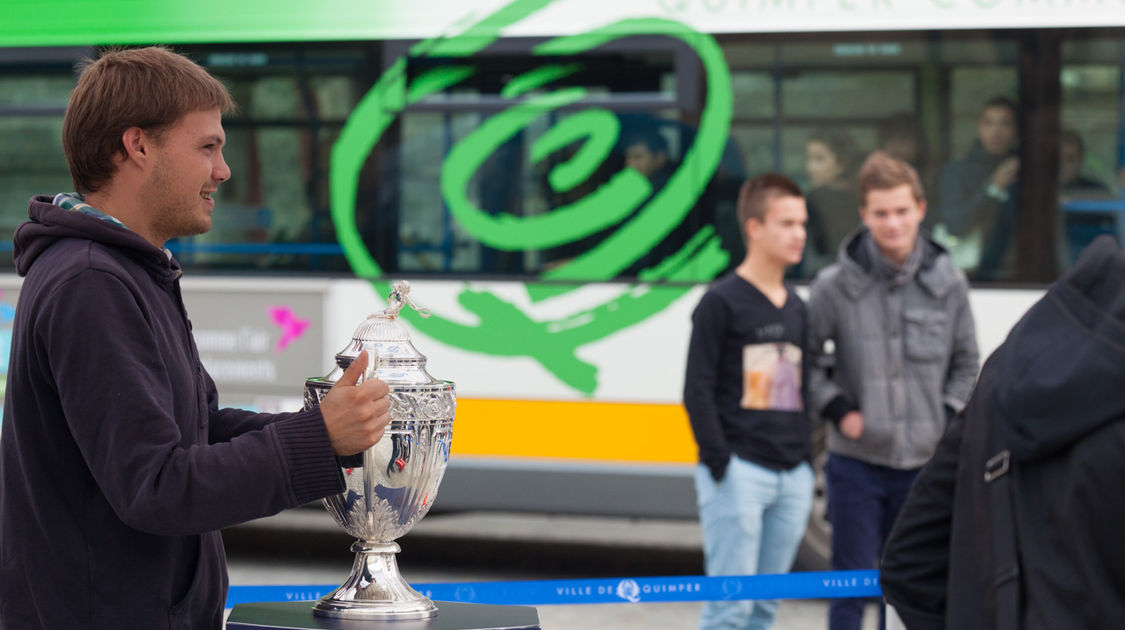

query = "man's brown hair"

[979,95,1017,121]
[63,46,235,194]
[858,150,925,205]
[736,173,803,238]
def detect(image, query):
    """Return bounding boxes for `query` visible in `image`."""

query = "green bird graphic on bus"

[330,0,733,394]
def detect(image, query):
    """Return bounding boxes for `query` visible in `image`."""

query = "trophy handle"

[359,342,379,383]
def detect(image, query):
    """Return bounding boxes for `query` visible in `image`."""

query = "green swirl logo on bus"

[330,0,733,394]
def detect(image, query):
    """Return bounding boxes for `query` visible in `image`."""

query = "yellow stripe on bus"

[450,399,697,464]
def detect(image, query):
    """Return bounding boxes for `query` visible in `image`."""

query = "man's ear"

[745,217,761,243]
[120,127,150,165]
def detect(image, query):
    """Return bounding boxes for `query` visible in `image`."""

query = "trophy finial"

[378,280,431,319]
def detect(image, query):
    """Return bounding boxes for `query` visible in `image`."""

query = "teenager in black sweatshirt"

[684,174,814,630]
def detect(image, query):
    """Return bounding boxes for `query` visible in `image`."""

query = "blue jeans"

[695,457,814,630]
[825,453,920,630]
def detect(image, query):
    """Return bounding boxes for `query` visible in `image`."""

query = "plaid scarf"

[52,193,177,271]
[52,193,129,229]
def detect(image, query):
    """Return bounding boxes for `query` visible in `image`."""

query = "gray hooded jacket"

[808,229,980,469]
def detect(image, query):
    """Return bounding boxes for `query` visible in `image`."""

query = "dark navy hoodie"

[0,197,345,629]
[882,235,1125,628]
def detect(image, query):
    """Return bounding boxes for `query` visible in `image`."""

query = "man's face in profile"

[141,108,230,243]
[625,142,667,178]
[749,194,808,267]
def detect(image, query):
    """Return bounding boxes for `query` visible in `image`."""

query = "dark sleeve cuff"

[272,408,346,505]
[338,453,365,468]
[823,395,859,426]
[706,457,730,483]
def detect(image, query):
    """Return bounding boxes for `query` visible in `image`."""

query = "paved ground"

[224,509,881,629]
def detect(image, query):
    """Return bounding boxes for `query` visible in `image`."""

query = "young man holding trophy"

[0,47,391,629]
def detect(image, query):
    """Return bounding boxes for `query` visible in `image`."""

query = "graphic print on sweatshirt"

[741,342,803,411]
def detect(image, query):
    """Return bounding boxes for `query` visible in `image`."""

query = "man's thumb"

[336,350,368,387]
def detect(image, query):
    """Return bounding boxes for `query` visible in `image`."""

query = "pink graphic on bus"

[268,306,310,352]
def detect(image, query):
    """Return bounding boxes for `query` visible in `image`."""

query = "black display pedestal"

[225,601,541,630]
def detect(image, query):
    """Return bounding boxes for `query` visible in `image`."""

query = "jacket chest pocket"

[903,309,947,361]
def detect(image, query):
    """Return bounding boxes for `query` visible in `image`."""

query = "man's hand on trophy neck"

[320,350,392,456]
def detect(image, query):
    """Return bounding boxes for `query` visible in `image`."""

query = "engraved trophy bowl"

[303,281,455,619]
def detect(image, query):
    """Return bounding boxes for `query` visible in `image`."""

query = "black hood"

[15,196,178,280]
[991,235,1125,461]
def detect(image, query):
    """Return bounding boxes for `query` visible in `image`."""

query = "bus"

[3,0,1123,566]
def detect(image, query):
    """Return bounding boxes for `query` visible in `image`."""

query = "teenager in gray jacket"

[807,151,979,630]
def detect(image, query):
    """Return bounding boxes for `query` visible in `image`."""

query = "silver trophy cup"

[303,281,455,619]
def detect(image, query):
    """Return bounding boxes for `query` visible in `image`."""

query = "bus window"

[175,44,367,272]
[360,40,747,281]
[726,37,896,276]
[1060,35,1124,268]
[396,110,493,274]
[4,28,1124,285]
[0,72,75,268]
[722,32,1031,281]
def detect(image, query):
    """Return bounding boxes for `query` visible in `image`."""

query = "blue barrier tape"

[227,570,881,608]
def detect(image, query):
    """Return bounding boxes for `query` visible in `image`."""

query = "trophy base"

[312,540,436,620]
[228,601,541,630]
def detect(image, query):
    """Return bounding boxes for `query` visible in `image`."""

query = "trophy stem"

[312,540,437,619]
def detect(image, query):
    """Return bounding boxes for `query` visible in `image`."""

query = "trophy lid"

[328,281,440,386]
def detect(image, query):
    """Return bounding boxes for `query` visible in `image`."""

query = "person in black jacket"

[684,174,813,630]
[803,129,862,272]
[1058,129,1116,265]
[0,47,392,629]
[881,235,1125,629]
[934,97,1019,280]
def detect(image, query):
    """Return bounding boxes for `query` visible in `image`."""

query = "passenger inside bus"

[539,124,681,274]
[877,112,930,193]
[935,96,1020,280]
[618,127,687,275]
[803,128,862,273]
[623,129,674,189]
[1059,128,1113,200]
[1059,128,1116,264]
